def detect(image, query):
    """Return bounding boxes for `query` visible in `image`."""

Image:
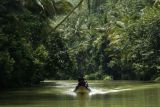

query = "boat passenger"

[75,77,90,91]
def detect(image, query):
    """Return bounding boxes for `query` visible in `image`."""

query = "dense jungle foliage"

[0,0,160,88]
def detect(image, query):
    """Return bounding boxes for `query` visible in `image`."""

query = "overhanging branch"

[53,0,84,31]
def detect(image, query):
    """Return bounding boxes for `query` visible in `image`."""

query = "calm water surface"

[0,80,160,107]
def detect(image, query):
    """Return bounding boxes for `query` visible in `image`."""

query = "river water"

[0,80,160,107]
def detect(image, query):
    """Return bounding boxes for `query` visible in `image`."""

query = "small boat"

[74,86,91,94]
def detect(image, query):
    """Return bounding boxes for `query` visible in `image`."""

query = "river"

[0,80,160,107]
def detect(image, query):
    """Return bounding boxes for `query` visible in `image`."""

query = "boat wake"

[64,87,130,96]
[89,88,130,96]
[45,81,131,96]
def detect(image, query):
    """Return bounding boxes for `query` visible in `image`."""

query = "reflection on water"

[0,80,160,107]
[76,93,90,107]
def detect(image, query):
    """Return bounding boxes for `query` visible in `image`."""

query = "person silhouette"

[74,77,90,92]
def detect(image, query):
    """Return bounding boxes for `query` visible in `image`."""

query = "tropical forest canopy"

[0,0,160,88]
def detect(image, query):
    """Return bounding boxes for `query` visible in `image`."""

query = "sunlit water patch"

[43,80,132,97]
[42,80,160,97]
